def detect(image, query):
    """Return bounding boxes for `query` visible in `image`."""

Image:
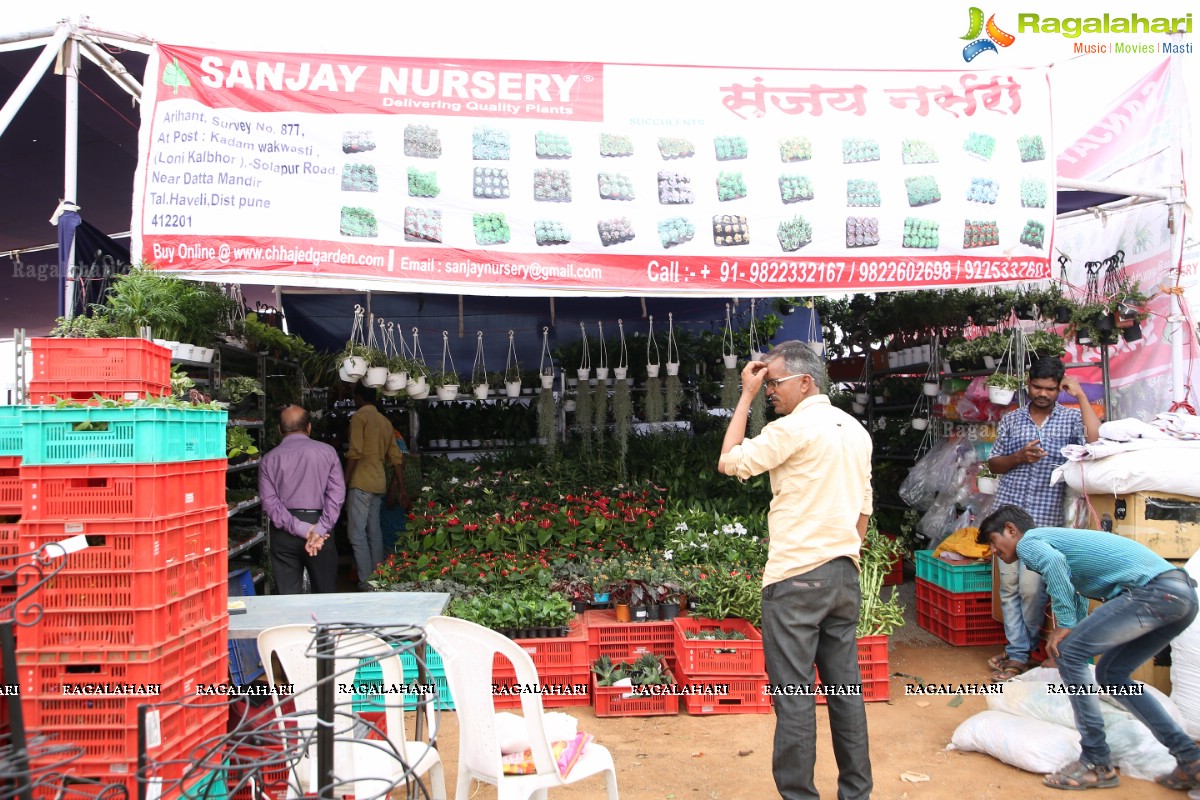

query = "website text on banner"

[132,46,1054,296]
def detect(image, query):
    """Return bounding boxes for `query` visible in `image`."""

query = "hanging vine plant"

[537,388,557,459]
[593,371,609,448]
[748,388,767,437]
[613,377,632,480]
[576,377,594,460]
[665,374,683,423]
[644,375,664,424]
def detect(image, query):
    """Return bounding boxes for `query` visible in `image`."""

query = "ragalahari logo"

[162,57,191,94]
[961,7,1016,61]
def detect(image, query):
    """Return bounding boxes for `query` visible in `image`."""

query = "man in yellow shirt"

[718,340,874,800]
[345,384,404,591]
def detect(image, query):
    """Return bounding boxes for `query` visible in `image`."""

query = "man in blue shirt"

[986,357,1100,681]
[978,504,1200,791]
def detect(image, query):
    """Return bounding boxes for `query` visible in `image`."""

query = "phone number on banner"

[705,258,1049,288]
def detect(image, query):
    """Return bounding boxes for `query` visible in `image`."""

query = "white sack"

[1171,550,1200,738]
[1051,447,1200,496]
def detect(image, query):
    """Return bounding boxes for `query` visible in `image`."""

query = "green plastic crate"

[353,645,451,710]
[19,406,227,465]
[914,550,993,593]
[0,406,23,456]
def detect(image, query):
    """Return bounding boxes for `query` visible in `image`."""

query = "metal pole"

[0,24,71,139]
[315,626,335,800]
[2,622,33,800]
[60,36,80,320]
[1100,342,1112,416]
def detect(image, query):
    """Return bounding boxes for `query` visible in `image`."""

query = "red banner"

[134,45,1055,295]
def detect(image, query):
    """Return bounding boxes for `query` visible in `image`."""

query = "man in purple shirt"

[259,406,345,594]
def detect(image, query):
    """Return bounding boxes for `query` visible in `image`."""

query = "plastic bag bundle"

[899,437,963,510]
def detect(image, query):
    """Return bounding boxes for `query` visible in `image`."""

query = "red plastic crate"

[26,379,172,405]
[21,460,227,521]
[815,634,891,704]
[0,456,18,514]
[30,338,171,385]
[20,506,228,571]
[915,580,1006,646]
[32,552,225,613]
[30,756,224,800]
[681,674,772,715]
[0,520,18,559]
[915,580,996,623]
[592,676,680,717]
[585,608,677,663]
[18,619,227,694]
[492,617,589,679]
[673,617,765,677]
[228,742,292,800]
[492,668,591,710]
[17,581,225,650]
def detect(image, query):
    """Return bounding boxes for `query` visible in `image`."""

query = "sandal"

[1044,760,1120,790]
[1157,759,1200,790]
[987,653,1009,672]
[991,660,1032,683]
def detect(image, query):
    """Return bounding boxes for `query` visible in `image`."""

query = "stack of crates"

[492,617,591,711]
[915,550,1006,646]
[586,609,680,717]
[13,339,230,796]
[670,617,770,716]
[26,338,171,404]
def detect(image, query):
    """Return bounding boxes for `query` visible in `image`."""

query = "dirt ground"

[423,580,1188,800]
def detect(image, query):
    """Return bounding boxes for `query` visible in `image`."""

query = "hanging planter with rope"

[539,327,556,389]
[721,303,738,369]
[471,331,490,399]
[406,328,430,399]
[436,330,460,401]
[748,300,764,361]
[381,321,407,395]
[646,315,662,378]
[595,322,610,381]
[361,313,389,388]
[340,304,369,382]
[503,330,522,397]
[665,312,681,376]
[576,322,592,382]
[614,319,630,381]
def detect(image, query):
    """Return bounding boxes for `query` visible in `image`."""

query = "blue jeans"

[762,557,872,800]
[1056,569,1200,768]
[999,557,1047,663]
[346,488,383,586]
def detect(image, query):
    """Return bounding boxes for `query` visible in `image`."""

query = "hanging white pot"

[750,350,765,361]
[646,364,660,378]
[595,367,609,380]
[406,375,427,393]
[338,364,356,383]
[343,356,368,379]
[362,366,389,388]
[665,362,680,376]
[722,355,738,369]
[613,367,628,380]
[505,381,522,398]
[988,386,1015,405]
[922,382,940,397]
[540,373,555,389]
[577,368,591,381]
[473,384,489,400]
[851,401,866,415]
[977,476,998,495]
[911,418,929,431]
[381,387,402,398]
[385,372,407,391]
[436,384,459,401]
[408,383,431,400]
[983,355,997,370]
[854,393,869,404]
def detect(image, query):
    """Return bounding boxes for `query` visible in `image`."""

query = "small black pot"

[572,601,589,613]
[1096,314,1115,334]
[631,605,652,623]
[1055,305,1073,324]
[658,602,680,621]
[1121,322,1143,343]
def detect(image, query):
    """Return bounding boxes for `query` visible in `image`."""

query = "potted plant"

[1070,300,1116,347]
[340,339,369,382]
[431,370,460,402]
[385,353,409,394]
[977,464,999,495]
[1026,329,1067,359]
[985,372,1022,406]
[226,426,260,465]
[220,376,264,411]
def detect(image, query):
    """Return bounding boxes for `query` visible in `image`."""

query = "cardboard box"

[1088,492,1200,559]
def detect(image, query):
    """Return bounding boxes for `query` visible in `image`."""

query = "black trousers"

[269,509,338,594]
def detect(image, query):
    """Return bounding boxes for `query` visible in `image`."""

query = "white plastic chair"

[424,615,619,800]
[257,623,447,800]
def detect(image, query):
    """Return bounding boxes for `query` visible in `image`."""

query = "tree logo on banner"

[960,8,1016,62]
[161,58,191,95]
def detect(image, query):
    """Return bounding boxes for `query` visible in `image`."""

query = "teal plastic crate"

[353,646,451,710]
[0,406,23,456]
[914,550,993,593]
[19,406,227,465]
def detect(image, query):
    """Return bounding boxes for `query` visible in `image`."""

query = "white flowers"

[674,522,689,532]
[663,549,674,561]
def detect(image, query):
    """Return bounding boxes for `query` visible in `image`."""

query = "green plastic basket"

[0,406,23,457]
[19,406,227,465]
[914,550,993,593]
